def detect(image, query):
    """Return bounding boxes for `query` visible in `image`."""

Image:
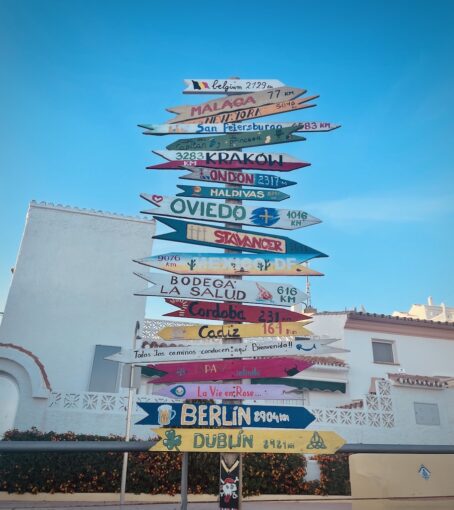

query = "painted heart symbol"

[152,195,163,204]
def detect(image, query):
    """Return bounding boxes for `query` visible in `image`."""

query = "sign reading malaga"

[179,169,296,189]
[141,194,321,230]
[176,184,290,202]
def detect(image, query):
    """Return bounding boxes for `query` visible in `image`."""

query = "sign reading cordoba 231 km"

[134,273,307,305]
[141,194,320,230]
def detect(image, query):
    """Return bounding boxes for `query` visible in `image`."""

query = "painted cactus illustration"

[257,259,272,271]
[187,259,197,271]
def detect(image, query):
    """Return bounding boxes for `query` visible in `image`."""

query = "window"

[372,340,395,364]
[414,402,440,426]
[88,345,121,393]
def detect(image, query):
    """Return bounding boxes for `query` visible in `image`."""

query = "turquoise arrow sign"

[153,216,328,256]
[176,185,289,202]
[166,126,305,151]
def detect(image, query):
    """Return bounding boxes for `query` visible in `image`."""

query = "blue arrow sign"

[136,402,315,429]
[153,216,328,256]
[176,185,289,202]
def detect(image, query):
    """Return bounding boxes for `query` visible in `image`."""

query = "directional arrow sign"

[142,357,314,383]
[141,194,321,231]
[168,96,318,125]
[176,185,290,202]
[153,217,328,256]
[150,150,309,172]
[180,169,296,189]
[134,273,307,306]
[154,383,305,400]
[166,126,305,151]
[166,87,306,122]
[183,78,285,95]
[140,121,341,135]
[158,322,313,341]
[135,253,323,277]
[164,299,311,324]
[136,402,315,429]
[148,428,346,454]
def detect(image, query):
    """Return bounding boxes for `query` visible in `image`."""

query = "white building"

[393,296,454,323]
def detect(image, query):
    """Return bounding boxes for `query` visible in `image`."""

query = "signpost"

[183,79,285,94]
[136,402,315,429]
[179,169,296,189]
[154,382,306,400]
[135,252,324,276]
[163,299,312,323]
[153,217,328,256]
[134,272,307,306]
[176,184,290,202]
[140,193,321,230]
[165,126,305,151]
[148,428,347,454]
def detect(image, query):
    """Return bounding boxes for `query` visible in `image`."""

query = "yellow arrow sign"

[148,428,346,454]
[158,321,312,341]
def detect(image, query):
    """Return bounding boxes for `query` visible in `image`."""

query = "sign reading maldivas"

[141,194,320,230]
[143,357,314,383]
[149,428,346,454]
[150,150,309,172]
[135,252,323,276]
[140,121,341,135]
[164,299,311,324]
[179,169,296,189]
[134,272,307,306]
[183,78,285,94]
[166,126,305,151]
[176,184,290,202]
[136,402,315,429]
[166,87,306,123]
[153,217,328,256]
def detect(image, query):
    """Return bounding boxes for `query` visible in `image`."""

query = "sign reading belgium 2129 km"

[140,194,320,230]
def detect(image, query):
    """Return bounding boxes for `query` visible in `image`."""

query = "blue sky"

[0,0,453,318]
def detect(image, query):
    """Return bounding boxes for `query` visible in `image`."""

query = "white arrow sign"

[183,79,285,94]
[105,338,347,364]
[154,149,301,165]
[140,194,320,231]
[134,273,307,306]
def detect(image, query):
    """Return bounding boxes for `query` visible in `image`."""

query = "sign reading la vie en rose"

[149,428,346,454]
[179,169,296,189]
[176,184,290,202]
[141,194,320,230]
[153,217,328,256]
[136,402,315,429]
[135,252,323,276]
[133,273,307,306]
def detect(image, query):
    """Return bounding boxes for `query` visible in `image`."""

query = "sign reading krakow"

[141,194,321,230]
[183,78,286,94]
[134,273,307,306]
[154,383,305,400]
[163,299,311,323]
[135,253,323,277]
[165,126,305,151]
[176,185,290,202]
[140,121,341,135]
[153,217,328,256]
[143,357,314,383]
[180,169,296,189]
[149,428,346,454]
[150,150,309,172]
[136,402,315,429]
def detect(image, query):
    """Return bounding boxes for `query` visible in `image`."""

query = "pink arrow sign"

[145,357,314,384]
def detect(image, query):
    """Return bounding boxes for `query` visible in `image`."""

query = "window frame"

[371,339,397,365]
[88,344,121,393]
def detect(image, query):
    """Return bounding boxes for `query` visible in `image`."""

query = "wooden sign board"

[151,150,309,172]
[140,121,341,135]
[136,402,315,429]
[143,357,314,383]
[149,428,346,454]
[183,79,285,94]
[179,169,296,189]
[154,383,306,400]
[164,299,311,323]
[141,194,321,231]
[165,126,305,151]
[167,87,306,122]
[135,252,323,277]
[176,184,290,202]
[134,272,307,306]
[153,217,328,256]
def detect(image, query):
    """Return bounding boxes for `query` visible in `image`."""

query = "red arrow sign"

[145,357,314,383]
[164,299,311,323]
